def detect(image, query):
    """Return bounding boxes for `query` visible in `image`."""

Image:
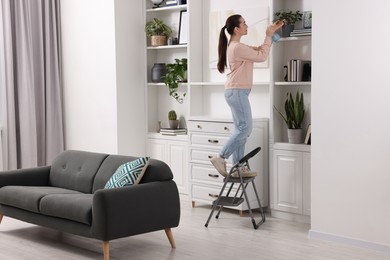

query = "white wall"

[311,0,390,248]
[61,0,118,154]
[61,0,146,155]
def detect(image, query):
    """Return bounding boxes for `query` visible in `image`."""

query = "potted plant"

[145,18,172,46]
[274,91,305,144]
[163,58,187,104]
[274,10,303,37]
[168,110,179,129]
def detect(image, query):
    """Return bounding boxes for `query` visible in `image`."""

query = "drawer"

[192,184,226,203]
[188,120,234,134]
[190,133,229,147]
[191,164,224,184]
[190,148,233,165]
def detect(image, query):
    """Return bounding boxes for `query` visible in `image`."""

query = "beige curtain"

[0,0,64,170]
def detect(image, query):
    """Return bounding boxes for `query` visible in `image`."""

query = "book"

[304,124,311,145]
[165,0,178,6]
[160,128,187,132]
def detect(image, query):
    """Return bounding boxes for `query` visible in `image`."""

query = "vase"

[151,63,166,83]
[287,129,304,144]
[281,24,294,37]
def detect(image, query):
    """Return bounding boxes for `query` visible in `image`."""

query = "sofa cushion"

[50,150,109,193]
[92,155,173,193]
[0,186,81,213]
[104,157,150,189]
[40,193,93,225]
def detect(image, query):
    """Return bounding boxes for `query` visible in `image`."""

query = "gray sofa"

[0,150,180,260]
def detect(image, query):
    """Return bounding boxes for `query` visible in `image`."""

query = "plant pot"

[282,24,295,37]
[151,35,167,46]
[287,129,304,144]
[169,120,179,129]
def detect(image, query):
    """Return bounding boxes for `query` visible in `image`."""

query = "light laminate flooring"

[0,197,389,260]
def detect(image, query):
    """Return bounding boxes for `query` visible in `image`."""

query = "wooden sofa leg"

[102,241,109,260]
[164,228,176,248]
[0,214,3,224]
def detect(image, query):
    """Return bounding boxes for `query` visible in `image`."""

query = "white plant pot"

[287,129,304,144]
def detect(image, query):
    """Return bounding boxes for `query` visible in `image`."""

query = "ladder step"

[212,197,244,207]
[224,177,255,183]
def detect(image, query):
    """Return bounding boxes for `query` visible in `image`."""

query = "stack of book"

[160,128,187,136]
[290,28,312,37]
[286,59,311,82]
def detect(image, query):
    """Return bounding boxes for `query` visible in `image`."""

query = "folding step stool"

[204,147,266,229]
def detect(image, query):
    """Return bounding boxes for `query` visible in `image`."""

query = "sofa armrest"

[91,180,180,241]
[0,166,51,188]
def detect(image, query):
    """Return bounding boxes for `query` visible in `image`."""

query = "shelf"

[147,44,187,50]
[273,142,311,152]
[146,4,187,13]
[147,132,188,141]
[274,81,311,86]
[279,35,311,42]
[190,82,269,86]
[147,82,187,86]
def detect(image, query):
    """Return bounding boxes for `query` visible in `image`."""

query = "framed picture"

[178,10,188,44]
[304,124,311,145]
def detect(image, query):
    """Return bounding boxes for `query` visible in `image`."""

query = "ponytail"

[217,27,228,73]
[217,14,242,74]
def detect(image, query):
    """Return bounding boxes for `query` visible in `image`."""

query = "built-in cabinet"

[269,0,312,223]
[143,0,312,220]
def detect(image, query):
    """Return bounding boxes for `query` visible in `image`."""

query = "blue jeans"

[220,89,253,164]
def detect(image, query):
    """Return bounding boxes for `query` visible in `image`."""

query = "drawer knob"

[197,125,202,129]
[208,155,213,159]
[208,139,219,144]
[208,174,219,178]
[208,193,219,198]
[224,126,229,131]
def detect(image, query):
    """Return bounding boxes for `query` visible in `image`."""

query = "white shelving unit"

[269,0,312,223]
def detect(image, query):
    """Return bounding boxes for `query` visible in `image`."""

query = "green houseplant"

[163,58,187,104]
[274,91,305,143]
[274,10,303,37]
[145,18,172,46]
[168,110,179,129]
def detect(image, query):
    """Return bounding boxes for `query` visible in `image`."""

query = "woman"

[210,15,283,177]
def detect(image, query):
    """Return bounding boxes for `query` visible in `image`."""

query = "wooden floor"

[0,197,389,260]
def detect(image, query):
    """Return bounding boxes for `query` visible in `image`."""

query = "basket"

[151,35,167,46]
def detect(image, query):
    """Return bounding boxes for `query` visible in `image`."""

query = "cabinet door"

[168,141,188,194]
[146,139,167,162]
[272,150,303,214]
[302,152,311,216]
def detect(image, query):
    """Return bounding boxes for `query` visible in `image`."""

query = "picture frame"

[178,10,188,44]
[304,124,311,145]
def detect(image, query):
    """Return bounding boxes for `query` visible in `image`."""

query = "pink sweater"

[225,36,272,89]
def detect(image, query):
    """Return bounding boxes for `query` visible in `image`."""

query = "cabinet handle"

[208,155,213,159]
[208,174,219,178]
[224,126,229,131]
[208,193,219,198]
[208,139,219,144]
[197,125,202,129]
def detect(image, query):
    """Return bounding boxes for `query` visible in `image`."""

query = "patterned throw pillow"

[104,157,150,189]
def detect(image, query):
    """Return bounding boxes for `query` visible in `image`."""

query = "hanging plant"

[163,58,187,104]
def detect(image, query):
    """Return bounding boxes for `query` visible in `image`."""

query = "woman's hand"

[266,20,285,37]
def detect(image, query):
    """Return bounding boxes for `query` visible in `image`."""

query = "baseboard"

[309,230,390,253]
[271,210,311,224]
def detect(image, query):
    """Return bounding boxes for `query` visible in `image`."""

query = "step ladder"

[204,147,266,229]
